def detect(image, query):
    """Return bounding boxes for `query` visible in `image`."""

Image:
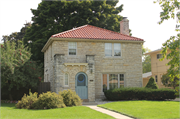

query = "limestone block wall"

[44,40,142,100]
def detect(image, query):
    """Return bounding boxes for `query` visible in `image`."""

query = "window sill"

[63,86,69,88]
[104,56,122,59]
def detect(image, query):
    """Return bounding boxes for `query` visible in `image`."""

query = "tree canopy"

[154,0,180,81]
[23,0,125,63]
[1,40,43,100]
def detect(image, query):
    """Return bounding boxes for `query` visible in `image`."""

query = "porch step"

[82,99,89,102]
[82,102,98,105]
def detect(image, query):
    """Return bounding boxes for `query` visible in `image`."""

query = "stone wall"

[44,40,142,100]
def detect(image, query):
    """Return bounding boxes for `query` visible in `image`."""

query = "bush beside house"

[145,77,159,89]
[59,90,82,106]
[15,89,81,109]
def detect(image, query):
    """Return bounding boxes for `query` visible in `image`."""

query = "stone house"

[41,17,144,101]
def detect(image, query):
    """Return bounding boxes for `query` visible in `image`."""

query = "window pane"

[103,74,107,92]
[69,42,76,55]
[114,43,121,56]
[105,50,112,56]
[77,74,86,86]
[69,49,76,55]
[157,54,162,59]
[155,75,158,82]
[105,43,112,56]
[65,74,68,85]
[109,74,118,89]
[68,42,76,49]
[120,74,124,88]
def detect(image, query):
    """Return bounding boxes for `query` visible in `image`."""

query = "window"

[157,54,162,59]
[105,43,112,56]
[114,43,121,56]
[68,42,76,55]
[64,73,69,86]
[102,74,124,91]
[155,75,158,82]
[105,43,121,57]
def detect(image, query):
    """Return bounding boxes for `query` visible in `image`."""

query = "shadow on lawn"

[0,103,63,111]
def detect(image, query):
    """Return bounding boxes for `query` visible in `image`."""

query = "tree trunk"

[9,93,13,101]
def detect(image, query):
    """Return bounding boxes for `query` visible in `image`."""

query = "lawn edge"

[97,105,136,119]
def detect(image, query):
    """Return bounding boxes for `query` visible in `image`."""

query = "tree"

[23,0,127,64]
[1,40,43,100]
[1,40,31,74]
[154,0,180,81]
[161,73,179,89]
[142,45,151,73]
[145,77,159,89]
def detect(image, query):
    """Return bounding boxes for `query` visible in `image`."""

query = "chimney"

[120,17,129,35]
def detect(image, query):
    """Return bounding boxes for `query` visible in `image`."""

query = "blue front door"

[75,72,88,99]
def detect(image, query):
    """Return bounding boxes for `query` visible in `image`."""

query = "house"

[143,49,171,88]
[41,17,144,101]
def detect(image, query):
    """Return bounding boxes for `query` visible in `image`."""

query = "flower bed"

[1,100,18,104]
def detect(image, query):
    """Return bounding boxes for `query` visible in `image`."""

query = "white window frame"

[102,73,125,91]
[105,43,121,57]
[64,73,69,87]
[68,42,77,56]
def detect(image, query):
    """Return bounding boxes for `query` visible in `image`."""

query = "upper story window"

[105,43,121,57]
[68,42,76,55]
[157,54,162,59]
[114,43,121,56]
[105,43,112,56]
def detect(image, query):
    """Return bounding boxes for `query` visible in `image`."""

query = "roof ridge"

[85,25,143,40]
[52,24,88,37]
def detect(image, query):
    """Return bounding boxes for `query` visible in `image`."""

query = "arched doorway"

[75,72,88,99]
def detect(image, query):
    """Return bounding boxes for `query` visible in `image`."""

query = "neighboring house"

[41,17,144,101]
[143,49,171,88]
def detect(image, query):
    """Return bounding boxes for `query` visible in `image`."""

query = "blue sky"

[0,0,177,51]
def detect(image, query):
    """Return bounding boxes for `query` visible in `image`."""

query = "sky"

[0,0,177,51]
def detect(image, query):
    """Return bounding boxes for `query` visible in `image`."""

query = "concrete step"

[82,102,98,105]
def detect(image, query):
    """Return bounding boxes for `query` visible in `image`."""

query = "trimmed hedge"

[145,77,158,89]
[104,87,176,101]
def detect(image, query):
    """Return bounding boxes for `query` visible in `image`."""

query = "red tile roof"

[51,25,143,41]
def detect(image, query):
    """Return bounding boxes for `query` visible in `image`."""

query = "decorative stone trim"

[63,63,88,66]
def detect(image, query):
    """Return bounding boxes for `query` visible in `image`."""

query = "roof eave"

[144,49,162,55]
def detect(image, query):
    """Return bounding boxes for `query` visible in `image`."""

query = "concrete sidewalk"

[85,105,133,119]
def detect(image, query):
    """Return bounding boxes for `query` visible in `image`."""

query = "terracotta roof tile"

[51,25,144,41]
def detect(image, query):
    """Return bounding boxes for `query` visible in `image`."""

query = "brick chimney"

[120,17,129,35]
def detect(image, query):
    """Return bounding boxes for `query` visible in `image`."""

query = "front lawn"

[1,103,114,119]
[98,101,179,119]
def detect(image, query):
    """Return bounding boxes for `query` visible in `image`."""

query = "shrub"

[145,77,159,89]
[33,92,66,109]
[104,87,176,101]
[59,89,82,106]
[15,89,38,109]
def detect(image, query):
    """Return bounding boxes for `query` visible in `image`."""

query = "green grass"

[98,100,180,119]
[1,103,115,119]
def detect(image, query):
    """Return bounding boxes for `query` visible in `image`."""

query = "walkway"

[86,105,133,119]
